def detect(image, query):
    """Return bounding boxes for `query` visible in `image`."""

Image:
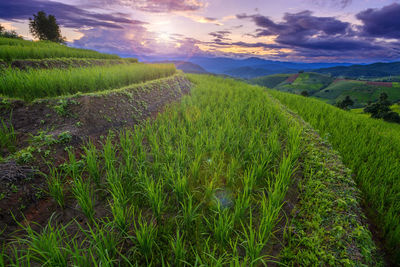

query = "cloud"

[209,30,231,42]
[72,26,203,57]
[0,0,144,29]
[87,0,206,13]
[237,11,363,51]
[356,3,400,39]
[235,9,400,61]
[310,0,352,9]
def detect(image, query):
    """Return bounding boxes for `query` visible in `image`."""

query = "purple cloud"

[0,0,145,29]
[91,0,206,13]
[356,3,400,39]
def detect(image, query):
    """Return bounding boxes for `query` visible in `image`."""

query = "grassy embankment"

[270,90,400,262]
[0,63,176,101]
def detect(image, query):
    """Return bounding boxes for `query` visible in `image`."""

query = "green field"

[0,63,176,101]
[315,80,400,107]
[250,73,291,88]
[0,37,119,60]
[270,90,400,262]
[274,72,333,93]
[1,75,380,265]
[253,72,400,107]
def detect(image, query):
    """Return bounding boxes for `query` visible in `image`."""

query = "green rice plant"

[103,132,116,172]
[83,141,101,185]
[119,130,135,176]
[240,211,266,265]
[233,191,251,224]
[167,167,188,203]
[206,205,234,246]
[0,117,16,152]
[66,149,82,180]
[133,212,158,262]
[13,215,70,266]
[142,176,166,221]
[71,176,95,223]
[170,230,186,266]
[179,194,201,229]
[78,222,119,266]
[46,167,65,208]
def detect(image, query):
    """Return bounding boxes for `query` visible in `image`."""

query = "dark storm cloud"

[0,0,145,29]
[356,3,400,39]
[236,11,374,51]
[235,6,400,61]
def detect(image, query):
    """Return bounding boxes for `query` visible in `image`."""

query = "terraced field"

[0,37,119,60]
[0,75,380,266]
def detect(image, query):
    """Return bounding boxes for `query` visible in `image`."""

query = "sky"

[1,0,400,62]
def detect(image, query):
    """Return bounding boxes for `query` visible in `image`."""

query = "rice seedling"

[170,230,186,266]
[46,167,65,208]
[71,175,95,222]
[179,193,201,229]
[207,204,234,246]
[84,222,119,266]
[0,117,16,153]
[142,176,166,221]
[133,212,158,262]
[83,141,101,186]
[13,215,70,266]
[0,63,176,101]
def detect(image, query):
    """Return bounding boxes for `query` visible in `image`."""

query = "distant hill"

[155,60,209,74]
[223,66,297,79]
[251,74,292,88]
[314,61,400,79]
[252,72,333,93]
[252,72,400,107]
[186,57,352,78]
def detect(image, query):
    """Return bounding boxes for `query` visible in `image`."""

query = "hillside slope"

[314,61,400,79]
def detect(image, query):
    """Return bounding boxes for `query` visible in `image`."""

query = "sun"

[159,32,170,42]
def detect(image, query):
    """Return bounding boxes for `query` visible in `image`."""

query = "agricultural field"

[0,36,393,265]
[273,72,334,94]
[270,90,400,264]
[315,80,400,107]
[0,37,119,60]
[0,74,380,265]
[252,72,400,107]
[250,74,291,88]
[0,63,176,101]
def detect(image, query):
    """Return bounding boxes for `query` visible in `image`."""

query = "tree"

[300,90,309,97]
[336,95,354,110]
[0,24,21,39]
[364,92,400,123]
[29,11,65,43]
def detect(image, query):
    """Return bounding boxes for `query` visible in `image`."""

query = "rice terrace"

[0,1,400,266]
